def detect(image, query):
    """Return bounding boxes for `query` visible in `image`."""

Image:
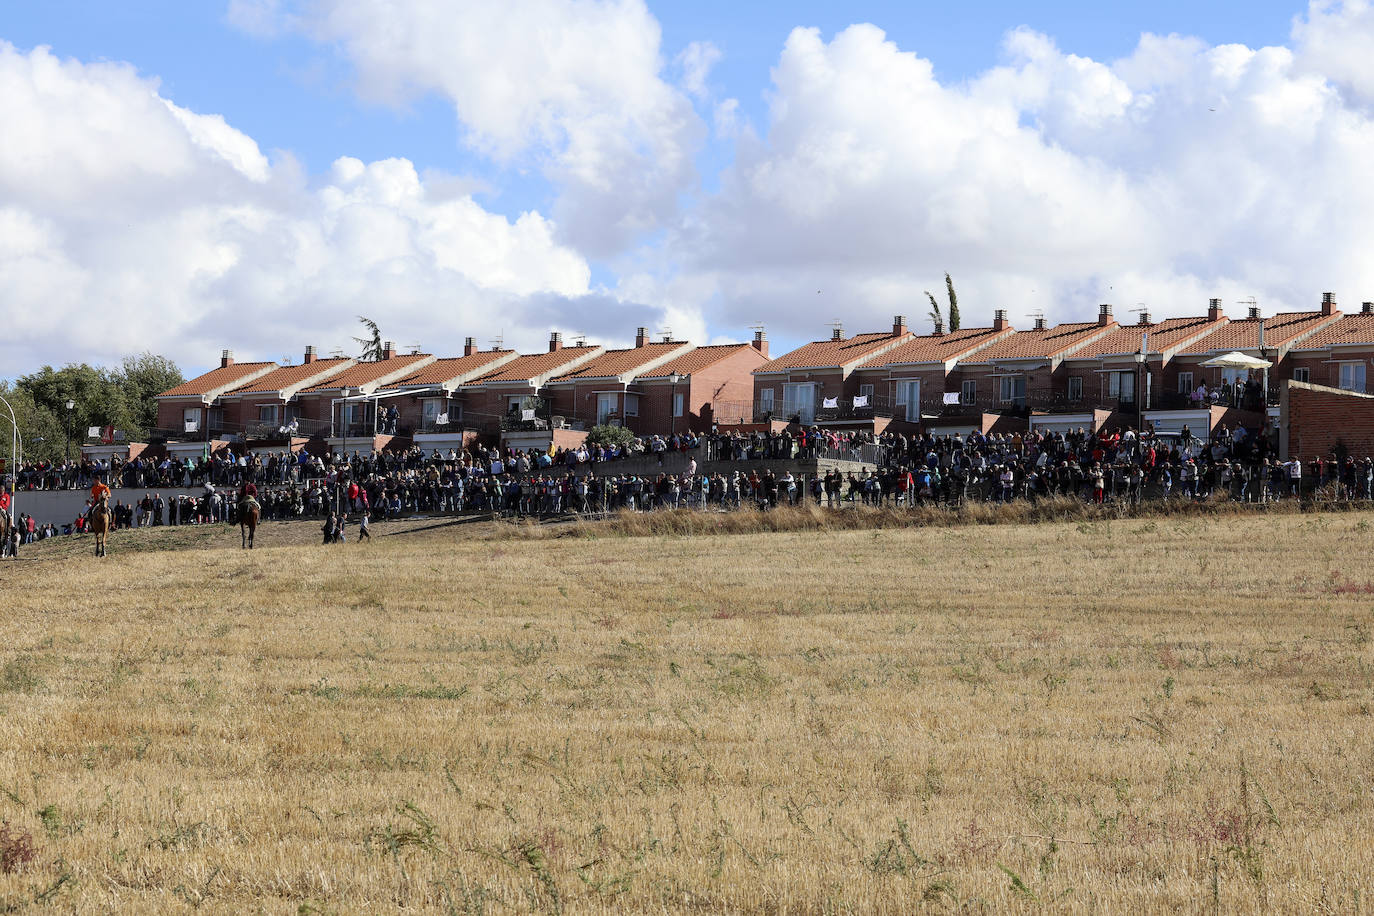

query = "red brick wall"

[685,347,767,431]
[1286,381,1374,459]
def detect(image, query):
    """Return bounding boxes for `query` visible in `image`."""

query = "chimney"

[463,337,477,357]
[1248,305,1261,320]
[303,345,316,364]
[1208,298,1222,322]
[1322,291,1336,316]
[831,325,844,341]
[1138,311,1151,326]
[662,333,673,343]
[220,349,234,368]
[752,329,769,359]
[635,327,649,348]
[1098,303,1113,327]
[1363,302,1374,315]
[993,309,1010,331]
[893,314,908,336]
[381,341,396,360]
[1033,316,1047,330]
[549,331,563,352]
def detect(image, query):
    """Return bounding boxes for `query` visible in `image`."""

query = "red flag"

[101,426,115,445]
[0,491,10,512]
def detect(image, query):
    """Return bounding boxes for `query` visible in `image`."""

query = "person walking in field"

[357,510,371,542]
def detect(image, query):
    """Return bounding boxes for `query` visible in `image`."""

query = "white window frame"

[759,387,774,413]
[624,394,639,417]
[1292,368,1310,383]
[507,395,526,414]
[672,392,684,417]
[782,382,818,424]
[421,398,442,424]
[894,379,920,421]
[859,384,874,400]
[1067,376,1083,400]
[961,380,976,405]
[1338,361,1366,393]
[998,375,1026,405]
[596,392,617,425]
[1177,371,1193,395]
[258,404,280,425]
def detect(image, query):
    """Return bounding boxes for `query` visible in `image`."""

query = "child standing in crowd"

[357,510,371,543]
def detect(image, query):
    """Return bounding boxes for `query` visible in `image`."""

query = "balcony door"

[782,383,818,424]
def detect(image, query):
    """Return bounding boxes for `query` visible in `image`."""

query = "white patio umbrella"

[1198,351,1272,369]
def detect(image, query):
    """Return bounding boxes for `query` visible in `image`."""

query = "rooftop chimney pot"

[831,326,844,341]
[463,337,477,357]
[549,331,563,353]
[220,349,234,368]
[1322,292,1337,315]
[993,309,1010,332]
[893,314,908,336]
[1034,317,1047,330]
[1208,298,1222,321]
[1248,305,1261,320]
[635,327,649,347]
[303,345,316,364]
[1138,312,1151,326]
[1363,302,1374,314]
[381,341,396,360]
[1098,303,1113,326]
[751,330,769,359]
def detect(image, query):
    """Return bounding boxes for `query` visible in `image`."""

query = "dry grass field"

[0,509,1372,913]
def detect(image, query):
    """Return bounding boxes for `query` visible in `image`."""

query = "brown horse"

[0,510,10,558]
[240,500,260,549]
[90,501,112,557]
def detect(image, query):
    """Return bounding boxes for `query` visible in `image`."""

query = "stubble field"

[0,510,1371,913]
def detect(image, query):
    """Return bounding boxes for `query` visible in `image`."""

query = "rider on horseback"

[87,477,112,523]
[237,482,260,517]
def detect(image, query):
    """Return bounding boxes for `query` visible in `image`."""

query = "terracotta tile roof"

[379,351,517,388]
[963,322,1112,361]
[639,343,763,378]
[301,354,434,392]
[1178,311,1338,354]
[1289,312,1374,349]
[757,332,907,371]
[552,342,690,381]
[158,362,275,398]
[1071,316,1223,359]
[866,326,1009,366]
[230,359,352,394]
[466,346,601,385]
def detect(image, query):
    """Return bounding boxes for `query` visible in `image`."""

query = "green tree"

[115,352,184,430]
[586,424,636,449]
[353,317,384,361]
[0,382,66,464]
[924,273,960,332]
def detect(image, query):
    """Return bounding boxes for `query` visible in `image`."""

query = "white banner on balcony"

[822,397,839,409]
[942,392,960,405]
[436,412,449,426]
[184,420,199,433]
[852,395,869,408]
[521,409,536,421]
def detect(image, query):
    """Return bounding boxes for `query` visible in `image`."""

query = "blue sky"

[3,1,1303,224]
[4,0,1373,375]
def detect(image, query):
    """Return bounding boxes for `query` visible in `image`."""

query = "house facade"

[154,350,276,443]
[459,334,604,432]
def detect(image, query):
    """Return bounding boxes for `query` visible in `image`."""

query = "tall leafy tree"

[353,317,384,361]
[117,353,184,430]
[945,272,960,331]
[924,292,945,334]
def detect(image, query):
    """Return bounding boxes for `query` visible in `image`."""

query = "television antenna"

[656,326,674,342]
[405,342,422,354]
[488,333,504,350]
[328,348,346,359]
[571,334,588,348]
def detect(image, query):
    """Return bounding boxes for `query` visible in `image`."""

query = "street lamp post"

[1135,351,1146,436]
[669,372,682,437]
[337,387,352,515]
[0,394,21,531]
[64,398,75,463]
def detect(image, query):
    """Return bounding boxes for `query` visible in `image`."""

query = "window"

[507,396,525,414]
[1292,368,1310,383]
[1221,368,1250,386]
[1178,371,1193,395]
[1067,376,1083,400]
[672,392,684,417]
[1338,362,1366,393]
[421,398,441,426]
[894,380,920,420]
[624,394,639,417]
[782,382,818,424]
[258,404,280,425]
[182,407,201,432]
[961,380,976,405]
[859,384,874,400]
[1106,371,1136,402]
[596,393,617,425]
[998,376,1026,405]
[759,388,774,413]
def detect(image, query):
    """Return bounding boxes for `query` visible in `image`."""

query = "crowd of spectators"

[7,421,1374,551]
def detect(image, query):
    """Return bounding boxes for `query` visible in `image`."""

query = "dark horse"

[239,498,260,549]
[90,500,112,557]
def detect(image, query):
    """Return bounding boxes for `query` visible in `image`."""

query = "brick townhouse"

[543,329,695,429]
[1283,303,1374,393]
[1165,294,1343,400]
[624,340,768,433]
[372,338,519,437]
[751,317,914,425]
[951,307,1119,416]
[847,318,1016,431]
[154,350,276,443]
[458,334,604,431]
[203,347,355,439]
